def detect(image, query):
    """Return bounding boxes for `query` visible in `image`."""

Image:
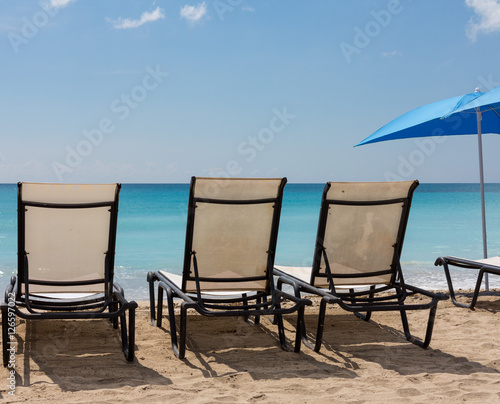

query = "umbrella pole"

[476,108,489,291]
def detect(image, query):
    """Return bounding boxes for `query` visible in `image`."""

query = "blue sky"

[2,0,500,183]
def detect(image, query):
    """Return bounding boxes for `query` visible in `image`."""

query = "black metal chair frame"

[1,183,137,367]
[147,177,311,359]
[275,181,448,353]
[435,256,500,309]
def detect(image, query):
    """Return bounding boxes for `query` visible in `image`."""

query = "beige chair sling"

[275,181,448,352]
[1,182,137,366]
[147,177,311,359]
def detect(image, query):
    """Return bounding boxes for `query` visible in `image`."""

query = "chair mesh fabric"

[184,178,282,293]
[21,182,117,204]
[193,177,281,201]
[20,183,117,294]
[314,181,415,288]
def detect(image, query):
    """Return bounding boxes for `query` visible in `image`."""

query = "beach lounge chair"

[274,181,448,352]
[434,256,500,309]
[1,183,137,366]
[147,177,311,359]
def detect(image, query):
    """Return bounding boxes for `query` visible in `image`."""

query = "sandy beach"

[1,291,499,403]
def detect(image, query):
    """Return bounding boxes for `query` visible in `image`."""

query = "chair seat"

[274,266,381,290]
[30,292,103,300]
[435,255,500,308]
[158,270,254,297]
[475,256,500,266]
[446,256,500,267]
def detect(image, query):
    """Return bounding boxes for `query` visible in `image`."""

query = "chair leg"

[299,309,314,351]
[421,305,438,348]
[469,268,486,310]
[157,284,164,328]
[254,296,261,325]
[353,287,373,321]
[271,290,301,352]
[242,293,251,324]
[154,282,187,359]
[147,272,157,326]
[165,287,187,359]
[442,261,474,309]
[289,296,315,352]
[400,309,411,338]
[313,297,328,353]
[261,296,276,324]
[120,302,136,362]
[275,312,290,351]
[400,304,438,348]
[293,305,305,353]
[270,283,281,326]
[268,287,289,351]
[242,295,262,326]
[178,305,187,359]
[275,277,312,350]
[110,301,119,329]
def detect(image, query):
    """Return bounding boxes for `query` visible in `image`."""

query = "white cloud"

[49,0,76,9]
[180,2,207,23]
[465,0,500,41]
[109,6,165,30]
[242,5,255,12]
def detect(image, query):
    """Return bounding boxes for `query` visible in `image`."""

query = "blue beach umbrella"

[356,86,500,289]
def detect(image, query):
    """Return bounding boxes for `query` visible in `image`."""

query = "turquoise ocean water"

[1,183,500,300]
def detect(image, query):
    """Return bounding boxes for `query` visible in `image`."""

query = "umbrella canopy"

[451,85,500,117]
[356,88,500,146]
[356,86,500,290]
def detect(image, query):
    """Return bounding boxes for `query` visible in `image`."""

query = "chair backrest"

[310,181,419,288]
[182,177,286,293]
[17,182,120,296]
